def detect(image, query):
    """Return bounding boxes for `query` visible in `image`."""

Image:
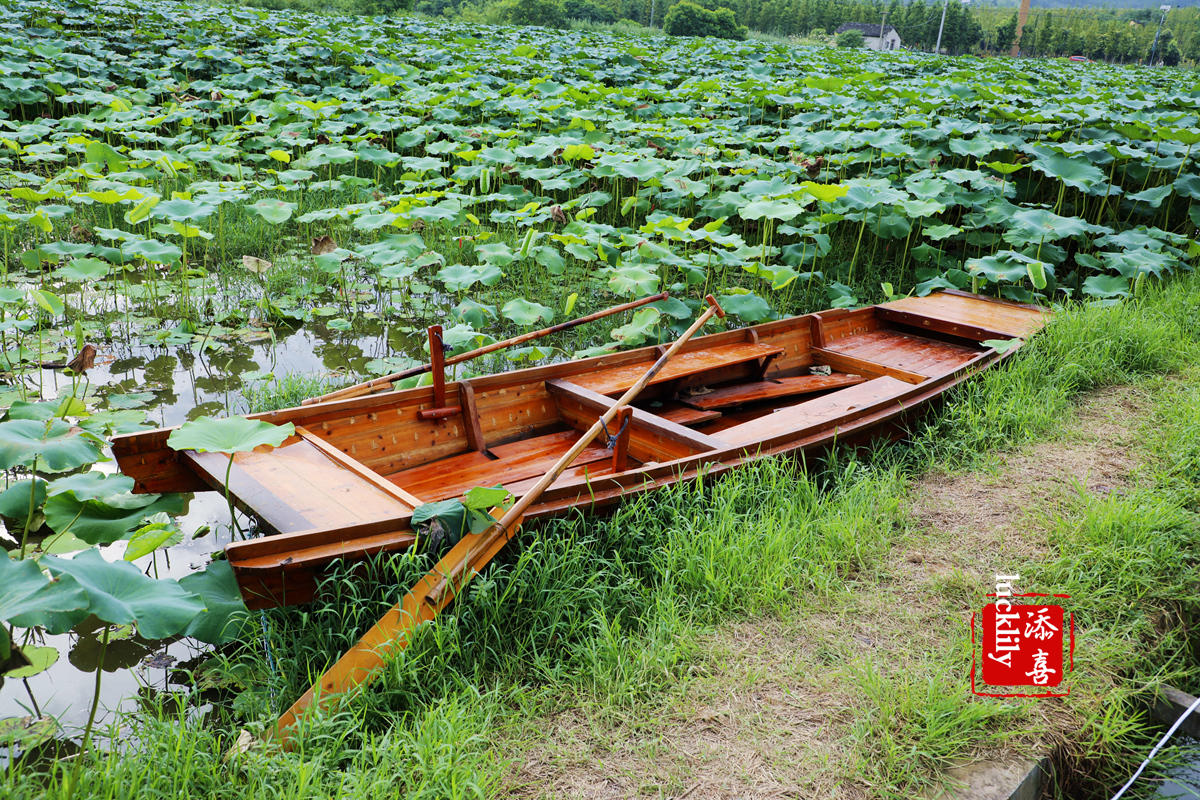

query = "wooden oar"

[271,295,725,747]
[302,292,669,405]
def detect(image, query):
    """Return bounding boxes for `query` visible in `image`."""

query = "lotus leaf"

[168,416,294,454]
[0,419,104,472]
[41,549,204,640]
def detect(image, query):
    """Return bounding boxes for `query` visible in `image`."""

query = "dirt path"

[505,385,1152,799]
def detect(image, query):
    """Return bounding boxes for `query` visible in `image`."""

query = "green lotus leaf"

[4,645,58,679]
[122,515,182,561]
[84,141,126,171]
[501,298,554,327]
[48,471,135,500]
[718,292,773,323]
[1174,175,1200,200]
[608,266,659,297]
[154,198,214,222]
[44,478,184,546]
[0,716,56,751]
[40,549,205,640]
[437,262,504,292]
[0,419,104,472]
[475,242,515,266]
[0,555,87,634]
[167,416,294,454]
[123,238,182,265]
[1082,274,1130,298]
[739,198,806,222]
[53,257,109,282]
[1125,185,1172,208]
[797,182,848,203]
[609,307,661,346]
[178,560,249,645]
[246,198,296,224]
[1030,153,1105,194]
[980,161,1026,176]
[454,298,496,328]
[0,478,46,521]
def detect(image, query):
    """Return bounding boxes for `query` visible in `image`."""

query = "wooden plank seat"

[679,373,867,411]
[569,341,784,396]
[183,435,418,535]
[388,430,612,502]
[818,329,981,378]
[720,376,913,448]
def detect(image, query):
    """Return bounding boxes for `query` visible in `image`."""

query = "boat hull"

[110,289,1048,608]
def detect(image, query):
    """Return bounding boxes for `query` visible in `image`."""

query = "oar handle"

[426,295,724,604]
[303,292,670,406]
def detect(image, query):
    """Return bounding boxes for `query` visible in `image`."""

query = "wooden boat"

[111,289,1047,610]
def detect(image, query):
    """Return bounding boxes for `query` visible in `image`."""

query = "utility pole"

[879,10,888,50]
[935,0,949,54]
[1148,4,1170,65]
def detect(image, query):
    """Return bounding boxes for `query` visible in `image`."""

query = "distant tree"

[663,0,746,38]
[996,12,1018,52]
[1160,31,1183,65]
[836,27,865,47]
[506,0,566,26]
[563,0,617,22]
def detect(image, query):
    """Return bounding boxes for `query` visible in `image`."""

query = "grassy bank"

[5,277,1200,798]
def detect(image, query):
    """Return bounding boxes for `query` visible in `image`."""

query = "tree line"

[244,0,1200,63]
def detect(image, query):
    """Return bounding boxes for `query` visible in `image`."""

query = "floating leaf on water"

[0,716,56,751]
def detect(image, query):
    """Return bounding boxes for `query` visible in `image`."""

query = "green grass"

[6,276,1200,798]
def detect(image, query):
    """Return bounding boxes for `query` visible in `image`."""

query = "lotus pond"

[0,0,1198,764]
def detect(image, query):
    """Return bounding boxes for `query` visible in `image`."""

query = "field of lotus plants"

[0,0,1198,757]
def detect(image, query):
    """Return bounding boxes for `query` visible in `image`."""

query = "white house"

[835,22,903,51]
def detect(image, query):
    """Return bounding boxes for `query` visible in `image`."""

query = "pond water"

[0,301,616,738]
[1156,737,1200,798]
[0,321,414,735]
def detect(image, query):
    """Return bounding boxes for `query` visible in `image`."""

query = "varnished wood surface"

[107,291,1051,612]
[819,330,981,376]
[388,430,611,501]
[184,438,413,534]
[681,373,867,410]
[569,341,784,396]
[880,292,1046,338]
[718,376,913,446]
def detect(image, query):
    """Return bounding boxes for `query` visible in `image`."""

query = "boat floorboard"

[571,342,784,396]
[389,430,613,501]
[823,330,979,376]
[681,373,867,410]
[185,438,414,534]
[880,292,1045,338]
